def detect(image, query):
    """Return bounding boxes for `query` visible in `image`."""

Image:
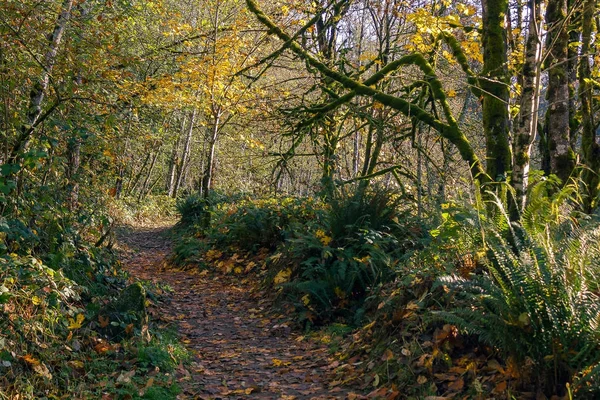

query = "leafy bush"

[137,330,191,372]
[328,186,406,240]
[171,236,210,268]
[274,227,403,325]
[267,188,425,325]
[208,196,326,252]
[172,194,326,267]
[0,194,187,398]
[434,187,600,397]
[176,193,212,226]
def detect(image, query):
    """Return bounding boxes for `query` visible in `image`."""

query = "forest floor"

[117,224,360,400]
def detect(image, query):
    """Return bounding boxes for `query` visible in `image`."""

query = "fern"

[435,183,600,396]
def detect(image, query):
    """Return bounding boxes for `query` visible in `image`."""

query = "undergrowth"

[112,195,178,226]
[173,177,600,398]
[0,193,189,398]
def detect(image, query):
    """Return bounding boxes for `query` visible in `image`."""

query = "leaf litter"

[120,225,362,399]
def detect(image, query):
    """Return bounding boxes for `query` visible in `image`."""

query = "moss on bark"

[481,0,511,182]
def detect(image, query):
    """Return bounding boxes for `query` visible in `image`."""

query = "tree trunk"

[510,0,543,219]
[320,116,339,199]
[567,0,581,148]
[126,152,150,197]
[579,0,600,212]
[138,150,159,202]
[174,108,196,197]
[166,140,179,197]
[167,114,186,197]
[10,0,74,163]
[544,0,574,183]
[201,114,221,198]
[481,0,511,184]
[115,166,124,199]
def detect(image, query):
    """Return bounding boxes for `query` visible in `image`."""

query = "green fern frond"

[435,206,600,395]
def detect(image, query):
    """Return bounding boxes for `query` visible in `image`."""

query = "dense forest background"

[1,0,600,398]
[2,0,599,208]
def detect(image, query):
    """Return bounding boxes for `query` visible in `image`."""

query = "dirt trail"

[117,225,356,400]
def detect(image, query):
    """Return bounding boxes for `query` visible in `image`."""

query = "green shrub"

[267,188,425,325]
[434,188,600,397]
[176,193,211,226]
[172,194,327,267]
[275,226,403,325]
[171,236,210,267]
[208,196,326,252]
[329,186,406,240]
[137,331,190,373]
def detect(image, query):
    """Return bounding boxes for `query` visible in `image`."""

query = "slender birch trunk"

[10,0,74,163]
[201,113,221,198]
[174,108,196,197]
[579,0,600,212]
[510,0,543,219]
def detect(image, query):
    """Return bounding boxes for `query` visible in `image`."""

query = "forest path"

[117,224,357,400]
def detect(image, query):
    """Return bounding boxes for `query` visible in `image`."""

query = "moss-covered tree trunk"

[579,0,600,212]
[511,0,543,220]
[320,116,339,198]
[481,0,511,183]
[544,0,575,183]
[567,0,581,150]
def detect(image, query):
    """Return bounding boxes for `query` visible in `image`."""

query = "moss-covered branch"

[244,0,487,182]
[342,164,417,184]
[439,32,482,98]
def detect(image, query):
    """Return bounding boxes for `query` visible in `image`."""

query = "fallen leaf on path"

[381,349,394,361]
[272,358,291,367]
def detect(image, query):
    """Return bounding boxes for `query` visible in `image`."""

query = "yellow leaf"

[272,358,291,367]
[145,377,155,389]
[334,287,345,299]
[273,268,291,285]
[68,314,85,330]
[301,294,310,306]
[381,349,394,361]
[67,360,84,369]
[372,373,380,387]
[21,354,40,367]
[315,229,332,246]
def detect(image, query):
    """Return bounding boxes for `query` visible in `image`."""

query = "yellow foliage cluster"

[406,6,482,64]
[315,229,332,246]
